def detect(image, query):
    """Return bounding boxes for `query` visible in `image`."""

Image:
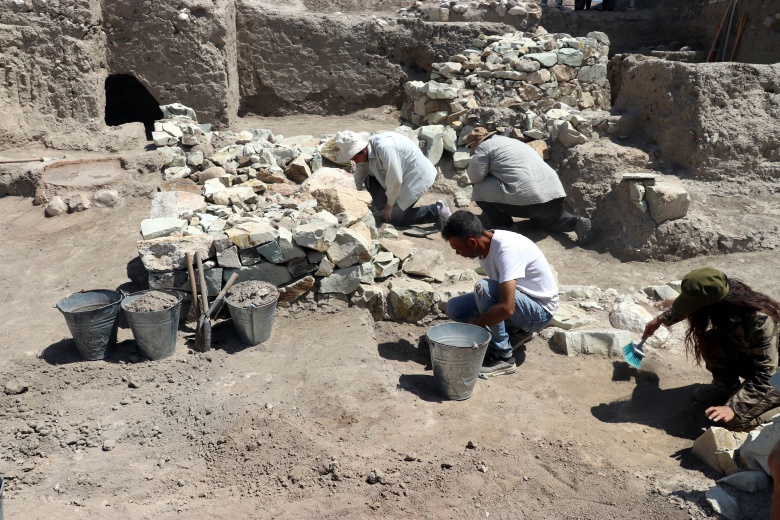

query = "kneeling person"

[442,210,558,377]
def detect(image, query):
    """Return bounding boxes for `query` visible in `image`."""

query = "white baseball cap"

[335,130,369,163]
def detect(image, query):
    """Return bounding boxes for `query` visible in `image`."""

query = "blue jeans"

[445,279,554,355]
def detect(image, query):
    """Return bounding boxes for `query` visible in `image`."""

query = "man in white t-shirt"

[442,210,558,377]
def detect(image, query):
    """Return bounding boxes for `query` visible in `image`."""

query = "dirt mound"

[226,280,280,308]
[123,290,180,312]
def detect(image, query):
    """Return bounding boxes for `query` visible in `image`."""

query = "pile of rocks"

[43,190,121,217]
[400,30,610,143]
[397,0,543,22]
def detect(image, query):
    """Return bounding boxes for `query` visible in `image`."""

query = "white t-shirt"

[479,230,559,314]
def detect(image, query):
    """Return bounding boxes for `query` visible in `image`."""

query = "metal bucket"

[121,290,182,360]
[427,322,491,400]
[226,288,279,345]
[56,290,123,361]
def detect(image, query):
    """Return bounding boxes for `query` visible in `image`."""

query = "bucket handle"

[53,289,128,308]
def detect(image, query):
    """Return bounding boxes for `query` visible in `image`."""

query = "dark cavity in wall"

[104,74,163,138]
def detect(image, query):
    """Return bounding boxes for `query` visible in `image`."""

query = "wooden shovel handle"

[195,252,209,313]
[206,272,239,318]
[185,252,200,317]
[0,157,43,164]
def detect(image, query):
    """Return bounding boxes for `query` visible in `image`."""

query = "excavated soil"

[226,281,280,308]
[123,291,181,313]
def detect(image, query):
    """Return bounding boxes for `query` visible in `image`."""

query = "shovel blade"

[195,316,211,352]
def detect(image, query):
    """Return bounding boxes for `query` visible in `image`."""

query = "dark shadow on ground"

[591,361,711,440]
[397,374,443,403]
[40,338,139,365]
[377,334,431,368]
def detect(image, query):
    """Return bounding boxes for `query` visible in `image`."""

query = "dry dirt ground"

[2,110,779,519]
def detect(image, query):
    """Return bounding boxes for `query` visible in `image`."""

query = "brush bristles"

[622,343,643,369]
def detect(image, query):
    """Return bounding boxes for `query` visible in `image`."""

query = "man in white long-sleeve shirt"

[336,130,450,227]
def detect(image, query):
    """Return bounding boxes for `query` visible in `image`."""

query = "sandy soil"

[1,116,778,519]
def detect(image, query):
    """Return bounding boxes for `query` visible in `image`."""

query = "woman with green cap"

[643,266,780,431]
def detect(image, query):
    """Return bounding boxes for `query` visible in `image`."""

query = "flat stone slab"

[140,218,187,240]
[43,158,123,188]
[551,329,632,357]
[549,303,596,330]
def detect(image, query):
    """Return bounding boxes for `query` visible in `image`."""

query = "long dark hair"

[684,278,780,366]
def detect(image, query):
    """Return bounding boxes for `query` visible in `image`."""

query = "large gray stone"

[293,221,338,252]
[327,227,372,269]
[309,186,372,226]
[453,151,471,169]
[739,416,780,474]
[317,262,375,294]
[557,48,584,67]
[549,303,596,330]
[380,238,414,261]
[692,427,747,475]
[704,486,740,520]
[609,300,669,348]
[402,249,446,282]
[351,284,389,321]
[645,183,690,224]
[256,241,284,264]
[223,263,293,286]
[419,125,445,166]
[284,155,312,183]
[577,63,608,86]
[525,52,558,67]
[137,234,214,272]
[216,245,242,268]
[420,81,459,99]
[148,267,223,297]
[149,191,207,219]
[226,220,279,249]
[558,285,601,301]
[717,471,771,493]
[374,251,401,279]
[551,329,632,357]
[277,227,307,261]
[278,275,316,307]
[140,218,187,240]
[388,278,435,323]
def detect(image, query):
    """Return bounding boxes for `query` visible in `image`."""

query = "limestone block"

[301,167,356,192]
[609,300,669,348]
[717,471,771,493]
[388,278,435,323]
[704,486,740,520]
[549,303,596,330]
[351,284,389,321]
[374,252,401,278]
[559,285,601,302]
[308,210,340,226]
[216,245,242,268]
[550,64,577,82]
[278,275,316,307]
[525,52,558,67]
[140,218,187,240]
[402,249,446,282]
[226,220,279,249]
[212,186,255,206]
[739,417,780,474]
[327,227,372,268]
[453,151,471,169]
[164,166,193,181]
[557,48,584,67]
[628,181,645,202]
[287,257,319,278]
[199,166,228,185]
[557,122,588,148]
[515,59,541,72]
[66,193,90,212]
[642,284,679,301]
[380,238,415,261]
[419,125,444,166]
[90,189,121,208]
[310,186,371,226]
[150,191,207,219]
[577,63,608,86]
[152,131,177,147]
[256,241,284,264]
[527,140,549,160]
[45,196,68,217]
[186,151,204,167]
[420,81,459,100]
[223,263,292,286]
[137,234,214,273]
[317,262,375,294]
[285,155,311,184]
[645,183,690,224]
[551,329,632,357]
[434,282,474,313]
[241,179,268,194]
[527,69,551,85]
[277,227,307,261]
[148,267,222,297]
[693,427,747,475]
[293,222,338,252]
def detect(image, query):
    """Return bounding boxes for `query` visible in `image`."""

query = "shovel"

[194,253,211,352]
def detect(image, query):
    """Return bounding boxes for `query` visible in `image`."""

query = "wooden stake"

[729,14,747,62]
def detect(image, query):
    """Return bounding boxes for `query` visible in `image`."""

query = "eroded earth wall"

[104,0,239,127]
[614,57,780,182]
[0,0,106,149]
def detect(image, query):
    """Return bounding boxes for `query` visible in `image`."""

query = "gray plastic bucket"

[121,290,182,360]
[226,286,279,345]
[427,322,492,400]
[56,290,123,361]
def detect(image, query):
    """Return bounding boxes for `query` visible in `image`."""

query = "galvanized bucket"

[121,290,182,360]
[427,322,491,400]
[56,290,123,361]
[226,286,279,345]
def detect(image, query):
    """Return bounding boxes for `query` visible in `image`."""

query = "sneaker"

[508,328,533,350]
[480,349,517,377]
[693,383,738,406]
[575,216,593,245]
[436,200,452,230]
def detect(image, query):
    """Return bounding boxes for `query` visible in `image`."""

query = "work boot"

[480,349,516,378]
[508,328,533,350]
[693,383,738,406]
[575,216,594,245]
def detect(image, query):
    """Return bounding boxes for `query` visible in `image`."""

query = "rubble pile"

[400,30,610,147]
[398,0,544,21]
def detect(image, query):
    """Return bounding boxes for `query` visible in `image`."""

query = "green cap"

[671,267,729,317]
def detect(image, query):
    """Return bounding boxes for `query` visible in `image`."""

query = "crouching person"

[442,210,558,377]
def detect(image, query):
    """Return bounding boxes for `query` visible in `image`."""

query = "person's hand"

[706,405,735,423]
[383,205,393,223]
[642,317,662,340]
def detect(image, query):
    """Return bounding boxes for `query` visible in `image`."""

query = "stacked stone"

[401,0,543,22]
[400,30,610,151]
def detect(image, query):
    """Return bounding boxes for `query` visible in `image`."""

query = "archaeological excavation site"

[1,0,780,518]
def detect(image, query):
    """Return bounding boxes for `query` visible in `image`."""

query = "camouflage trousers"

[702,330,780,432]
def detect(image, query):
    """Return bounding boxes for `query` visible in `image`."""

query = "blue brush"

[622,338,646,369]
